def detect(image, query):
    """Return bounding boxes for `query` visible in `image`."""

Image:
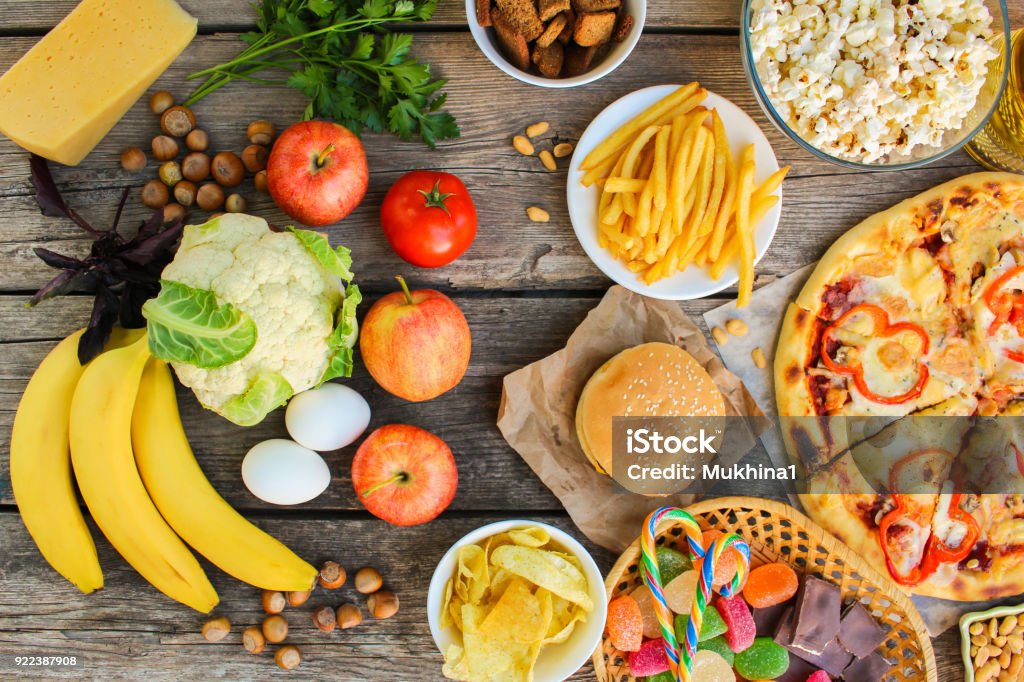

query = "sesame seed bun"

[575,342,725,475]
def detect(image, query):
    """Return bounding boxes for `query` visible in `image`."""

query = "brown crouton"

[539,0,571,22]
[612,12,633,42]
[475,0,491,26]
[532,41,565,79]
[491,8,532,71]
[571,0,621,11]
[557,9,576,44]
[562,43,600,77]
[495,0,544,41]
[573,11,616,47]
[536,13,568,48]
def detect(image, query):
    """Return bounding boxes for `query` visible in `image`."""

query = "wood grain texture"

[0,33,987,293]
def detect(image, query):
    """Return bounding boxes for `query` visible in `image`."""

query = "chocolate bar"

[754,600,793,637]
[838,602,886,658]
[796,637,854,677]
[789,576,841,655]
[843,651,891,680]
[774,606,794,645]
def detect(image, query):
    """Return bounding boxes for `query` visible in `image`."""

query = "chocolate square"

[843,651,891,680]
[773,656,819,682]
[795,637,854,677]
[838,602,886,658]
[789,576,841,655]
[774,606,795,645]
[754,600,794,637]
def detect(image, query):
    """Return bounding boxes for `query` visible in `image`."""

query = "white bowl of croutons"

[467,0,645,87]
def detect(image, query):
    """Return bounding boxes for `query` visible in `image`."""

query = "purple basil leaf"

[119,282,156,328]
[33,247,84,271]
[28,269,84,306]
[77,287,119,364]
[136,208,166,241]
[120,220,183,265]
[29,155,100,236]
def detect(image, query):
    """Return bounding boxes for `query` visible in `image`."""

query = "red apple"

[266,120,368,226]
[351,424,458,526]
[360,276,471,402]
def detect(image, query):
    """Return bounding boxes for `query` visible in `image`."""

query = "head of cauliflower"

[142,214,360,426]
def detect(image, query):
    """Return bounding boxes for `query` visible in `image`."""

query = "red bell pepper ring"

[1006,349,1024,365]
[820,304,930,405]
[983,264,1024,336]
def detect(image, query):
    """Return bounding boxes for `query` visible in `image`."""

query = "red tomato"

[380,171,477,268]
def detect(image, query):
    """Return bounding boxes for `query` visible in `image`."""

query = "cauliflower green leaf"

[142,280,257,368]
[288,227,354,282]
[319,283,362,385]
[221,372,293,427]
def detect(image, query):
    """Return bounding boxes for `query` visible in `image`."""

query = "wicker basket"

[593,496,936,682]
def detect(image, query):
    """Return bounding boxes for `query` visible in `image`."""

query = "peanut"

[1007,634,1023,653]
[513,135,534,156]
[988,644,1004,659]
[711,327,728,346]
[995,636,1008,648]
[1001,616,1018,636]
[526,122,549,138]
[972,622,986,636]
[999,649,1011,669]
[991,619,1000,639]
[526,206,550,223]
[976,647,991,669]
[725,319,749,336]
[977,659,1001,682]
[1008,653,1023,676]
[539,150,556,171]
[974,634,990,647]
[752,347,767,369]
[553,142,574,158]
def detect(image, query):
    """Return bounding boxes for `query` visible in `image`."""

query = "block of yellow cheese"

[0,0,197,166]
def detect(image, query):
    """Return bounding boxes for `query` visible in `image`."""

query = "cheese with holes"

[0,0,196,166]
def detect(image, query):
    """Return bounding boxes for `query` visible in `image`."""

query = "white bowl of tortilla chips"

[428,520,607,682]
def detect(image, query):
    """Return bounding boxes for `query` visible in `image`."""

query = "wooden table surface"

[3,1,1018,679]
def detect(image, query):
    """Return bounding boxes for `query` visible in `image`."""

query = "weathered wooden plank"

[0,0,742,33]
[0,510,968,679]
[0,33,987,292]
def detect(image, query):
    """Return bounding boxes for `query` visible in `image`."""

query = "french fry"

[699,111,728,239]
[581,152,618,188]
[601,194,624,224]
[652,125,671,212]
[752,165,790,202]
[669,111,709,238]
[707,194,777,280]
[735,145,756,307]
[604,178,647,193]
[708,112,737,261]
[685,133,716,248]
[679,126,710,248]
[579,83,701,171]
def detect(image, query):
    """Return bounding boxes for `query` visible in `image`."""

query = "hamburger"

[575,342,725,476]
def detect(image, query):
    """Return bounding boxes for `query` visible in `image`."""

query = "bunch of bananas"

[10,329,317,611]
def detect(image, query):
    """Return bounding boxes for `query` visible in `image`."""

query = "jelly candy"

[628,638,670,677]
[657,545,692,585]
[607,595,643,652]
[716,594,756,653]
[698,635,735,667]
[691,649,736,682]
[664,570,698,615]
[643,673,674,682]
[734,636,790,681]
[632,585,665,639]
[675,604,727,643]
[805,672,831,682]
[700,530,745,591]
[743,562,798,609]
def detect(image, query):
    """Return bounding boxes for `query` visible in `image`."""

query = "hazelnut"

[158,160,183,186]
[262,589,286,615]
[368,591,399,619]
[285,589,311,607]
[318,561,346,589]
[174,180,197,207]
[224,193,247,214]
[355,567,383,594]
[182,152,211,182]
[247,120,276,146]
[261,614,288,644]
[151,135,179,161]
[242,626,265,654]
[275,645,301,670]
[162,203,186,224]
[241,144,268,173]
[336,603,362,630]
[120,147,146,172]
[160,105,196,137]
[196,183,224,212]
[141,180,169,209]
[212,151,245,187]
[185,128,209,152]
[254,169,269,193]
[149,90,175,115]
[312,605,337,633]
[201,615,231,642]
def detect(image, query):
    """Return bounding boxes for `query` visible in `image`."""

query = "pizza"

[775,172,1024,600]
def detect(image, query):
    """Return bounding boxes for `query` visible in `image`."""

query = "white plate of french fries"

[568,83,788,304]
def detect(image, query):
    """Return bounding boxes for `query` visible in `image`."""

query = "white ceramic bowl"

[465,0,646,87]
[427,520,608,682]
[567,84,782,300]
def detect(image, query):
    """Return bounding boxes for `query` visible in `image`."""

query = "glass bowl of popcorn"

[742,0,1010,170]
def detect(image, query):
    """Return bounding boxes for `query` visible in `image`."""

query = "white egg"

[241,439,331,505]
[285,383,371,451]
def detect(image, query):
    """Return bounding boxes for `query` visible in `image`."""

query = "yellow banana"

[10,329,102,593]
[133,359,317,591]
[70,336,218,613]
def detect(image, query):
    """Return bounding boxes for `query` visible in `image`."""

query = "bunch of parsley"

[185,0,458,147]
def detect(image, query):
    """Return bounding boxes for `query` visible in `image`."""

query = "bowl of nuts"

[466,0,645,87]
[742,0,1011,169]
[960,602,1024,681]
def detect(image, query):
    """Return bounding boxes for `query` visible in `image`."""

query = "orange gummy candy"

[742,562,798,609]
[606,595,643,652]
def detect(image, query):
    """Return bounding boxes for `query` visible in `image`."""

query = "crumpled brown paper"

[496,286,765,552]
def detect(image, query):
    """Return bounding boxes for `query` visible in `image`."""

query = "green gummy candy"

[656,546,692,585]
[673,605,727,644]
[734,636,789,681]
[698,636,735,667]
[643,673,675,682]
